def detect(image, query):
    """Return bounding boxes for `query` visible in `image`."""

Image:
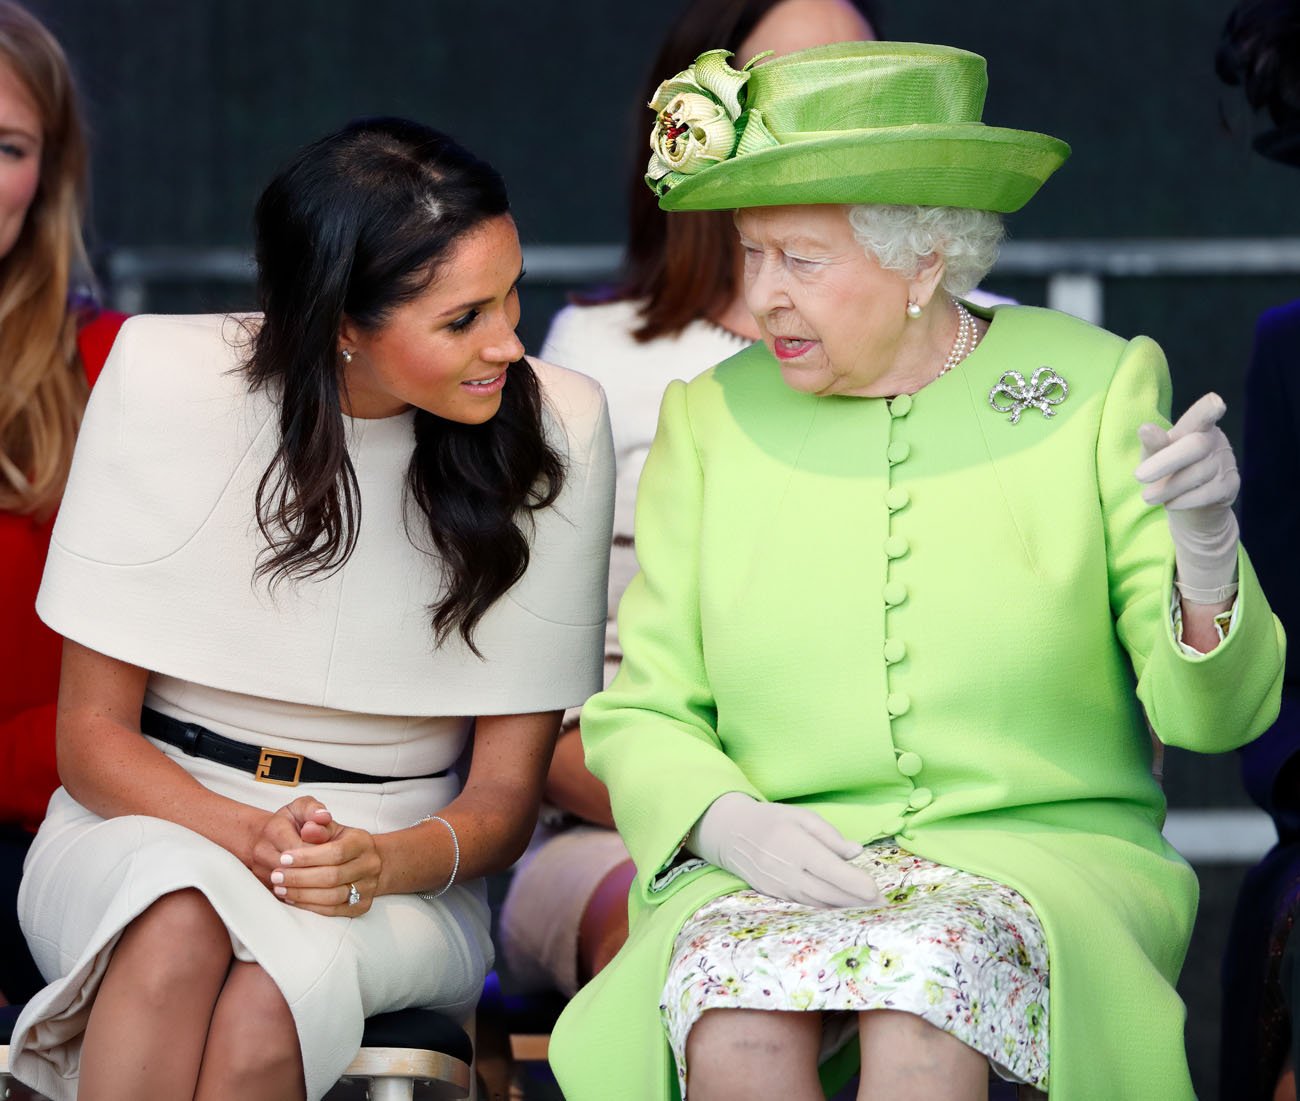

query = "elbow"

[54,734,93,807]
[53,707,111,808]
[485,801,544,876]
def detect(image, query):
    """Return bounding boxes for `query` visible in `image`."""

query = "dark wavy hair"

[594,0,880,340]
[1217,0,1300,165]
[244,117,564,654]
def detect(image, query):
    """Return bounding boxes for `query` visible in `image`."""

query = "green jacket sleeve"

[581,379,760,902]
[1099,335,1284,750]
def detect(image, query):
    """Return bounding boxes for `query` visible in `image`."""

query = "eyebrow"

[0,125,39,143]
[736,227,832,253]
[434,264,527,321]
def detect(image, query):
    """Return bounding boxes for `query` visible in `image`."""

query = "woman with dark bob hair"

[9,117,613,1101]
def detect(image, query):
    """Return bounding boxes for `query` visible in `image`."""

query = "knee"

[685,1010,822,1100]
[687,1007,811,1066]
[858,1009,986,1076]
[578,860,635,982]
[210,964,302,1085]
[114,889,231,996]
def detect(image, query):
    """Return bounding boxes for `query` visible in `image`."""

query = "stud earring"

[906,301,923,319]
[340,348,354,364]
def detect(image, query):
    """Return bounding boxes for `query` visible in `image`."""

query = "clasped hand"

[249,796,382,916]
[690,792,883,909]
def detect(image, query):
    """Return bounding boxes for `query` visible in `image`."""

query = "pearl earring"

[906,301,923,319]
[340,348,354,364]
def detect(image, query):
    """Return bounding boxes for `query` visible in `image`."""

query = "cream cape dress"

[12,314,614,1101]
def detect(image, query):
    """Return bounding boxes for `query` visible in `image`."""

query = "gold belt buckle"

[255,748,304,786]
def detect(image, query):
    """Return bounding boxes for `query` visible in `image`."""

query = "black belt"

[140,706,448,788]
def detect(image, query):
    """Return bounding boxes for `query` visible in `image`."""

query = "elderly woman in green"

[548,42,1284,1101]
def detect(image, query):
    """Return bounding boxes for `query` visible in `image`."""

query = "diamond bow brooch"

[988,367,1069,424]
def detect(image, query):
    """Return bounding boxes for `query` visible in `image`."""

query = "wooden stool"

[334,1009,474,1100]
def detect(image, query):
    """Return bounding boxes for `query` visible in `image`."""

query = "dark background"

[28,1,1295,1094]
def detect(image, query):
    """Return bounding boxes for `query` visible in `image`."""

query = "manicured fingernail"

[281,853,294,866]
[274,886,287,897]
[271,871,284,885]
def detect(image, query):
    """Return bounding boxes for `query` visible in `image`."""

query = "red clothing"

[0,309,126,831]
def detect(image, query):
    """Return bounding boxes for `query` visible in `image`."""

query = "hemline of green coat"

[551,305,1285,1100]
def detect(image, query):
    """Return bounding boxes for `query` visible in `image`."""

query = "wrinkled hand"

[249,796,335,891]
[1135,392,1240,600]
[273,821,384,917]
[689,792,883,909]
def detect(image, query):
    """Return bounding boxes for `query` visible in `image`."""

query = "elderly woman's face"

[736,204,917,398]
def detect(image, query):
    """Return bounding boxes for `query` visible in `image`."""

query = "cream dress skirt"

[12,679,493,1101]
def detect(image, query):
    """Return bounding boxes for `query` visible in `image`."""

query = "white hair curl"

[846,204,1005,296]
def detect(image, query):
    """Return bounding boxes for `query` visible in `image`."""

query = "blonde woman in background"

[0,0,124,1010]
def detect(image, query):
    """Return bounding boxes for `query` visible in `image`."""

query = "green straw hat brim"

[658,124,1070,214]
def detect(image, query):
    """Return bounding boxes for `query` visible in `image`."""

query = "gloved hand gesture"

[688,792,883,908]
[1135,392,1240,602]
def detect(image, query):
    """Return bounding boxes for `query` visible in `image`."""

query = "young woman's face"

[0,61,43,261]
[340,213,526,422]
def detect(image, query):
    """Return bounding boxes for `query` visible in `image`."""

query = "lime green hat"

[646,41,1070,213]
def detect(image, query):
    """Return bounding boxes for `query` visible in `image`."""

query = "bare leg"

[194,960,304,1101]
[685,1008,824,1101]
[577,859,636,983]
[857,1010,988,1101]
[79,889,233,1101]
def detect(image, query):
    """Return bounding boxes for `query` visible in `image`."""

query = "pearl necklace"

[936,301,977,378]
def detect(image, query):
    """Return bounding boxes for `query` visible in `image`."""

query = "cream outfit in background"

[13,314,614,1101]
[499,299,748,995]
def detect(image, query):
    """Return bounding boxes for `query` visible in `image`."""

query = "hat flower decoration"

[646,49,764,195]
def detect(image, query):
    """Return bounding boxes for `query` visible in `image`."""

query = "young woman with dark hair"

[8,116,613,1101]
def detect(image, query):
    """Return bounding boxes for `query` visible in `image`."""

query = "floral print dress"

[661,843,1049,1097]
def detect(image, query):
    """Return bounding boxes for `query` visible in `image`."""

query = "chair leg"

[463,1014,478,1101]
[366,1079,415,1101]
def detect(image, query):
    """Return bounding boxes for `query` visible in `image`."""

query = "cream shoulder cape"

[38,314,613,715]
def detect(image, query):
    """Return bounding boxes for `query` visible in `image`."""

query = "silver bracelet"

[416,815,460,900]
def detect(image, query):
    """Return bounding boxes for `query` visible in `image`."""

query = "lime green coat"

[551,305,1284,1099]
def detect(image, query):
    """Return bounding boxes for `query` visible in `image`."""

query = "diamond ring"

[346,883,361,907]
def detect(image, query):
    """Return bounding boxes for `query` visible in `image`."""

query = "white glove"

[688,792,883,908]
[1135,392,1241,603]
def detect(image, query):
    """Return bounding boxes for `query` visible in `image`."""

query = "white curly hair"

[846,204,1005,296]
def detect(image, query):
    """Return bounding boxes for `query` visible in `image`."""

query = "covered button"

[886,692,911,717]
[883,638,907,664]
[883,581,907,606]
[908,787,933,810]
[881,816,905,836]
[889,393,913,417]
[896,751,923,777]
[884,534,909,559]
[885,487,910,512]
[887,440,911,464]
